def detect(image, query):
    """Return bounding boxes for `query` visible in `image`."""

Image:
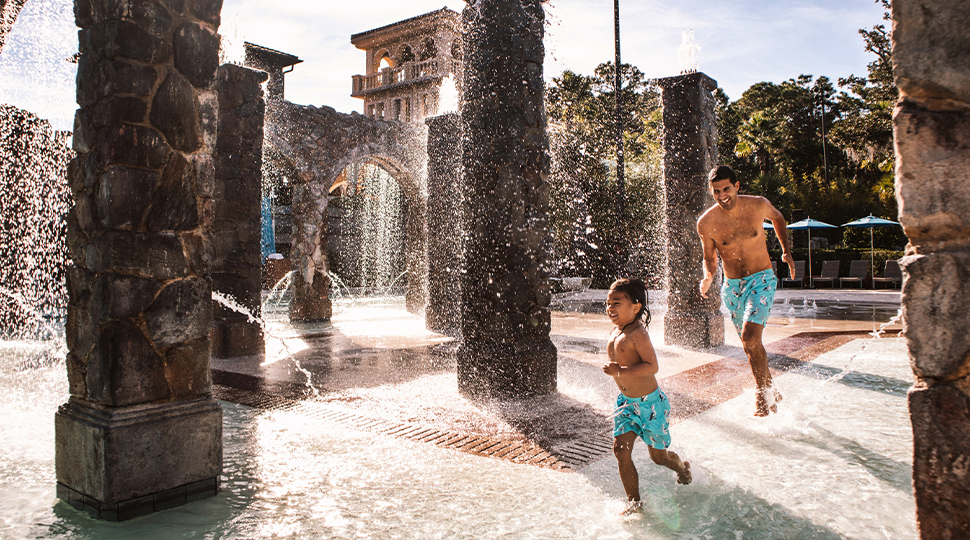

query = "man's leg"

[741,321,778,416]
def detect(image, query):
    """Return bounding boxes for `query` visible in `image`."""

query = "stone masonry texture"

[658,73,725,349]
[210,64,267,358]
[456,0,557,399]
[425,113,462,338]
[264,101,427,321]
[57,0,223,517]
[894,0,970,537]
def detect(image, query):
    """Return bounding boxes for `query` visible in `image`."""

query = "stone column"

[457,0,557,399]
[288,178,331,322]
[893,1,970,537]
[404,191,428,314]
[56,0,223,520]
[657,73,724,349]
[425,113,462,337]
[211,64,267,358]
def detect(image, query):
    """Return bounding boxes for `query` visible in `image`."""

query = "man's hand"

[698,271,714,298]
[782,252,795,279]
[602,362,621,376]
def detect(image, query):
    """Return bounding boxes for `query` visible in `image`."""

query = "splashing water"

[0,0,77,130]
[218,14,246,66]
[437,74,459,114]
[329,163,405,292]
[213,290,320,396]
[825,307,904,385]
[677,29,700,75]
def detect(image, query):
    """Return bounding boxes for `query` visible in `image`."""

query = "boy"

[603,278,691,515]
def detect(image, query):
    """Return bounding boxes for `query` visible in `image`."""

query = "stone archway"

[264,101,427,321]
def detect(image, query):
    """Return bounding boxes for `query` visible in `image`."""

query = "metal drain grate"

[214,384,581,471]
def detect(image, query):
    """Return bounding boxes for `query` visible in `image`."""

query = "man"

[697,165,795,416]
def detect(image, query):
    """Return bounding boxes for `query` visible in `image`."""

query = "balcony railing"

[352,58,461,96]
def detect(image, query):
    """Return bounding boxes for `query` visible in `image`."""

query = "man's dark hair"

[708,165,738,184]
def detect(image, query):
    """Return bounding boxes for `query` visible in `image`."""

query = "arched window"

[418,38,436,61]
[400,44,415,64]
[450,40,462,61]
[377,51,393,70]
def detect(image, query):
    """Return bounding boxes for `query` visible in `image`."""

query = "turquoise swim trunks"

[721,268,777,334]
[613,388,671,450]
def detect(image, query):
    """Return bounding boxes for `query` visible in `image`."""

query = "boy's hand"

[603,362,621,376]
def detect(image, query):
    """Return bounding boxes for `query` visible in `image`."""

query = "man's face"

[710,178,739,210]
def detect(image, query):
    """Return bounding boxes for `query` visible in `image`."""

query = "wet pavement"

[210,290,904,471]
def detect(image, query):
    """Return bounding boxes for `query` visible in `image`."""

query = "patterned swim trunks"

[613,388,671,450]
[721,268,777,334]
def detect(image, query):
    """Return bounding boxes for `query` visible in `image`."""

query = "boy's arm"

[609,331,659,377]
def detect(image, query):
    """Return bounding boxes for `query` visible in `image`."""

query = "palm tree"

[734,110,785,177]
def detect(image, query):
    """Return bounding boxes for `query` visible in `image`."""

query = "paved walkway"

[211,293,904,471]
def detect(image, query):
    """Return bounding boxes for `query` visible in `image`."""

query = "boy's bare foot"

[677,461,692,485]
[620,500,643,516]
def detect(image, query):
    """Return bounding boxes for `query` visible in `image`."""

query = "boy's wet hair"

[708,165,738,185]
[608,278,651,326]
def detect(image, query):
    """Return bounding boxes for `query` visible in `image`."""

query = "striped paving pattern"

[212,382,611,471]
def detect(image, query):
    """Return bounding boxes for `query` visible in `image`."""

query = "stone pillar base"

[457,339,557,399]
[289,271,331,322]
[909,385,970,538]
[288,298,331,322]
[211,321,264,358]
[55,397,222,520]
[663,310,725,348]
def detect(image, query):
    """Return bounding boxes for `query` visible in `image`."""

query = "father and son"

[602,165,794,514]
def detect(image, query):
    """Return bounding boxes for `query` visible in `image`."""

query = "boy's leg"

[648,446,692,485]
[613,431,641,501]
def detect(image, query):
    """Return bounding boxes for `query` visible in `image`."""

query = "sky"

[0,0,888,131]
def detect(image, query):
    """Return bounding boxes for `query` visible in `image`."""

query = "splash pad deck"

[2,291,912,538]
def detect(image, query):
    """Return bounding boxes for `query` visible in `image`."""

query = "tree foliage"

[715,0,903,251]
[546,62,664,287]
[543,1,903,287]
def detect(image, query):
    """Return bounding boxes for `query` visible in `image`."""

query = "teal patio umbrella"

[841,214,901,280]
[787,218,838,278]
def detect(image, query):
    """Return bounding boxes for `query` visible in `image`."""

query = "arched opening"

[418,37,436,61]
[377,51,393,70]
[262,143,299,260]
[399,44,415,64]
[328,161,407,295]
[450,40,462,61]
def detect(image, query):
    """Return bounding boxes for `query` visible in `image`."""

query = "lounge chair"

[872,260,903,289]
[781,260,806,288]
[840,260,870,289]
[811,260,840,288]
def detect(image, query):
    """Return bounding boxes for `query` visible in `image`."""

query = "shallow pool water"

[1,334,914,539]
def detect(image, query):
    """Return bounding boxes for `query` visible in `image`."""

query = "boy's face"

[710,178,740,210]
[606,290,641,328]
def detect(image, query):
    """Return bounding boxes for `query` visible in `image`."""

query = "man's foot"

[677,461,692,485]
[755,387,779,417]
[620,500,643,516]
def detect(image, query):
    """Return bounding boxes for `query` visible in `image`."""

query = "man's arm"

[696,218,719,298]
[765,201,795,278]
